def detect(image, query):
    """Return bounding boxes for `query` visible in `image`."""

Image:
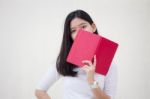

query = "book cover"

[66,29,118,75]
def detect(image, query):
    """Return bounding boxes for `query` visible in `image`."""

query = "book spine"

[94,36,102,57]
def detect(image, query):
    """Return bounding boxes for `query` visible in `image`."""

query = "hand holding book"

[82,55,96,84]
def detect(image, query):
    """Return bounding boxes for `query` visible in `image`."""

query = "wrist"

[89,80,99,89]
[88,79,95,84]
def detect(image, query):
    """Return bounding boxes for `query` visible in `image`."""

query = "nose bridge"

[75,27,81,34]
[76,26,83,32]
[76,27,81,31]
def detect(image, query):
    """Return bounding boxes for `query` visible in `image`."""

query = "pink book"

[66,29,118,75]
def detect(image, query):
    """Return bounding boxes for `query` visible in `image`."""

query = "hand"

[81,55,97,84]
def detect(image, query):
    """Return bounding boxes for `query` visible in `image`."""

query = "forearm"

[82,57,111,99]
[91,86,110,99]
[35,90,51,99]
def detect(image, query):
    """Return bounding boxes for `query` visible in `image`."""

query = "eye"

[71,29,76,33]
[81,25,87,28]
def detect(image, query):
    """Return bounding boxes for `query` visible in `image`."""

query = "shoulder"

[108,61,117,73]
[44,59,60,77]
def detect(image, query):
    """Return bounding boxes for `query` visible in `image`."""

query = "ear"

[91,23,97,33]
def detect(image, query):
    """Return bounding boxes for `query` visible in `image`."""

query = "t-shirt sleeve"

[103,61,118,99]
[36,61,60,91]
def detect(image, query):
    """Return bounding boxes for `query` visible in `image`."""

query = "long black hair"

[56,9,98,77]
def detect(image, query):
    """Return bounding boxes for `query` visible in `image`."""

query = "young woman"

[35,10,118,99]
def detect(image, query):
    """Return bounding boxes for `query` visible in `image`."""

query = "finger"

[82,60,92,66]
[93,55,96,66]
[81,65,89,72]
[82,65,90,69]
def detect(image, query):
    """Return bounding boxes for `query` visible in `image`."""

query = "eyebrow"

[71,23,87,30]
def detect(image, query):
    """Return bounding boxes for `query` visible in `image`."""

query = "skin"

[35,17,110,99]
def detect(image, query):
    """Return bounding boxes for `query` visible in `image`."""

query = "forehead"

[70,18,88,29]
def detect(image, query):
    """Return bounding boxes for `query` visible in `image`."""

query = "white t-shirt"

[36,61,118,99]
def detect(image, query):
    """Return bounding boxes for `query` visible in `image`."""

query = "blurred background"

[0,0,150,99]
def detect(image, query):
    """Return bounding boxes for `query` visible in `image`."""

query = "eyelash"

[82,25,86,28]
[71,30,75,33]
[71,25,87,33]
